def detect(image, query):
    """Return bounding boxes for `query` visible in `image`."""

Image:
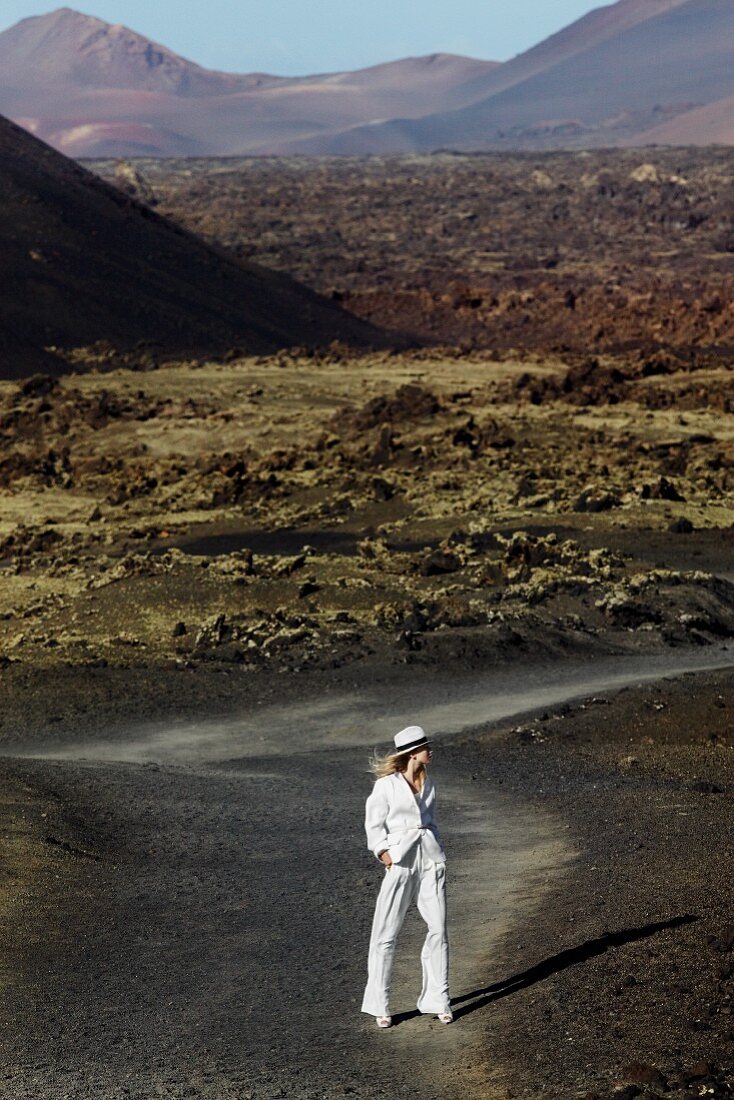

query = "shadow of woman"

[450,913,697,1021]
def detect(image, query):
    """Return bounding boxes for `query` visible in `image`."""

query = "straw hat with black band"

[393,725,431,754]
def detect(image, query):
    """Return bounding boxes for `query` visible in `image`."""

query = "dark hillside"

[0,115,389,377]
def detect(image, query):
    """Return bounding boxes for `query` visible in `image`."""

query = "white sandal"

[438,1012,454,1024]
[376,1015,392,1029]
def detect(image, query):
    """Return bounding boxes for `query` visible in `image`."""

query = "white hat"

[394,725,430,753]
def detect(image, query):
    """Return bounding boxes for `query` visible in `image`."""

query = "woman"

[361,724,452,1029]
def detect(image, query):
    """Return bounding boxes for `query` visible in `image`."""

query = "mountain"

[279,0,734,154]
[0,114,387,377]
[408,0,691,112]
[0,8,498,157]
[4,1,734,157]
[0,7,278,96]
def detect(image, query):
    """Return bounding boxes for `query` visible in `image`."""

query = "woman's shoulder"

[368,774,398,796]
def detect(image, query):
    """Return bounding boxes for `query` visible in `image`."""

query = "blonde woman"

[361,725,452,1029]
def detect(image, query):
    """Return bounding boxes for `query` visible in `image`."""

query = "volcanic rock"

[334,385,441,432]
[574,487,621,513]
[618,1062,668,1090]
[418,549,462,576]
[639,476,685,501]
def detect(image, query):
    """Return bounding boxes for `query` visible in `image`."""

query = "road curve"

[1,646,732,1099]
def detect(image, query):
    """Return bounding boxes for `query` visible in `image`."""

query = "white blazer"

[365,772,446,865]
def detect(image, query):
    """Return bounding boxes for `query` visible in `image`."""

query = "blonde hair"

[368,748,426,791]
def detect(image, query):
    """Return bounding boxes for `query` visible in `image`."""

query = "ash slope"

[0,116,389,377]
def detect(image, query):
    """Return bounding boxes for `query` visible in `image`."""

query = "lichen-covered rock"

[638,476,685,502]
[194,613,231,648]
[573,487,620,513]
[210,549,254,579]
[114,160,158,206]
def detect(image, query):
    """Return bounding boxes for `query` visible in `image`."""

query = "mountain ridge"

[281,0,734,154]
[0,7,287,96]
[2,2,734,155]
[0,8,499,156]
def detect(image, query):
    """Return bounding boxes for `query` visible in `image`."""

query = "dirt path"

[0,647,732,1099]
[0,757,569,1098]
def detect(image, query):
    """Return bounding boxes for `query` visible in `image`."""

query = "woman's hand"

[379,850,393,868]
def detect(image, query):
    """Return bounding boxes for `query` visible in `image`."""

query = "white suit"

[361,772,450,1017]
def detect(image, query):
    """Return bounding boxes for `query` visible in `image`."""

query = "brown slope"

[207,53,500,156]
[0,114,390,378]
[292,0,734,155]
[626,92,734,144]
[433,0,690,107]
[454,0,734,131]
[0,9,498,157]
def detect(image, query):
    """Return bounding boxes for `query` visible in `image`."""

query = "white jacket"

[365,772,446,865]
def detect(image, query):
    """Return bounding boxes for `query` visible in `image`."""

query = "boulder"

[574,487,620,513]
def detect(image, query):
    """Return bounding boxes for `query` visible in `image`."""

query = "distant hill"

[403,0,691,112]
[0,6,276,96]
[3,1,734,156]
[0,114,387,377]
[276,0,734,153]
[0,8,498,157]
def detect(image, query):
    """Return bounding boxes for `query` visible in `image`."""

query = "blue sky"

[1,1,602,74]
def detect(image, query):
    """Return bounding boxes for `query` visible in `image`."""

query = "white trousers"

[361,841,450,1017]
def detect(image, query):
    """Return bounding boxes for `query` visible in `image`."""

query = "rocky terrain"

[92,148,734,355]
[1,146,734,1099]
[1,345,734,684]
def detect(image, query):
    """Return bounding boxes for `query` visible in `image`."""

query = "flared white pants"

[361,840,450,1017]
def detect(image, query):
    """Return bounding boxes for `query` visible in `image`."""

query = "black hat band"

[395,735,430,753]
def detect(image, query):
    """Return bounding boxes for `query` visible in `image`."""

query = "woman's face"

[413,745,432,765]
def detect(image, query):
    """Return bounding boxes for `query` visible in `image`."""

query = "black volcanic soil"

[0,348,733,1098]
[88,148,734,356]
[0,658,732,1099]
[470,665,734,1100]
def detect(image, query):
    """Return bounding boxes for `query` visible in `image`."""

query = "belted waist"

[384,823,445,865]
